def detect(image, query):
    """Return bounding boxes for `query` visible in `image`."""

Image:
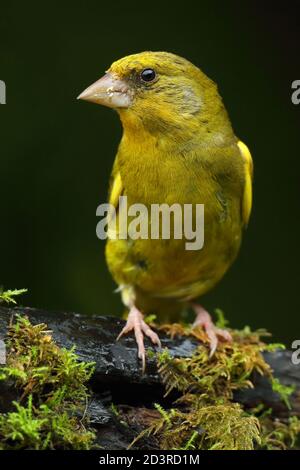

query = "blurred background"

[0,1,299,344]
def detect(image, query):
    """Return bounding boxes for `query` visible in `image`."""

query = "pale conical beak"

[77,73,132,108]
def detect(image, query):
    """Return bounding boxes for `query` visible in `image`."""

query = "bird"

[78,51,253,371]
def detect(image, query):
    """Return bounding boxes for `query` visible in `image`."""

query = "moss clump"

[0,315,96,449]
[131,314,300,450]
[133,399,260,450]
[0,288,27,305]
[259,414,300,450]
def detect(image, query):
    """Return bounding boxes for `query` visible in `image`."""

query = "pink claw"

[192,303,232,356]
[117,306,161,372]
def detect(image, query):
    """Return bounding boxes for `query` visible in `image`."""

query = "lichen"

[0,315,96,450]
[130,312,300,450]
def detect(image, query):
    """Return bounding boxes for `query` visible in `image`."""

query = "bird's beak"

[77,73,132,109]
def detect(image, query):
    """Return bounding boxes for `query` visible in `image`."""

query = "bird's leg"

[117,305,161,372]
[191,303,232,356]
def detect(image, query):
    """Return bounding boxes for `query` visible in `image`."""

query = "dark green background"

[1,1,299,344]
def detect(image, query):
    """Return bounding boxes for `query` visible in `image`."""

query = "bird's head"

[78,51,232,141]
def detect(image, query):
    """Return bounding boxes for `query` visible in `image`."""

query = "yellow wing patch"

[109,171,123,210]
[106,171,123,239]
[237,140,253,227]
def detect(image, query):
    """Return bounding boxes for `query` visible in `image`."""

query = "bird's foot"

[117,306,161,372]
[191,303,232,357]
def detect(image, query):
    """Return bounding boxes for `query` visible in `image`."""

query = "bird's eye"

[140,68,156,83]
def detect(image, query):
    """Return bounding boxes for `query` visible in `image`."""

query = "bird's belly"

[105,210,242,301]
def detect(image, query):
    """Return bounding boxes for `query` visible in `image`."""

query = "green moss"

[270,378,295,410]
[135,400,260,450]
[0,315,96,449]
[110,403,120,416]
[0,288,27,305]
[259,415,300,450]
[131,317,300,450]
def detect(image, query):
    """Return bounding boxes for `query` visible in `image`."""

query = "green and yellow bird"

[78,51,253,370]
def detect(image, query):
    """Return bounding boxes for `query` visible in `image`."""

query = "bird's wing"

[108,152,124,211]
[108,170,123,210]
[237,140,253,227]
[106,160,124,239]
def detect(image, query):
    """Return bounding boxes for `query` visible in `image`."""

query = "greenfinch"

[78,51,253,370]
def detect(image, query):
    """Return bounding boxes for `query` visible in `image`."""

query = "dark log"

[0,306,299,449]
